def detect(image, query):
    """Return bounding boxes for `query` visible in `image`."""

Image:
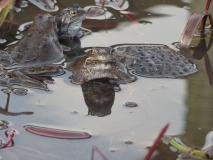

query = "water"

[0,0,213,160]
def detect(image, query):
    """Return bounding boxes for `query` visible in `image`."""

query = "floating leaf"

[24,125,92,139]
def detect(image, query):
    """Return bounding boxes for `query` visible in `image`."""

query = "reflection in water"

[83,0,189,32]
[0,93,33,116]
[95,0,128,10]
[191,35,213,87]
[81,78,118,117]
[59,36,86,63]
[28,0,59,12]
[204,54,213,87]
[191,35,213,60]
[153,35,213,160]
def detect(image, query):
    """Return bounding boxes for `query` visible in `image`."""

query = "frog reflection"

[59,36,86,62]
[81,78,118,117]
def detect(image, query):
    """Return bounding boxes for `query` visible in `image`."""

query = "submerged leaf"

[24,125,92,139]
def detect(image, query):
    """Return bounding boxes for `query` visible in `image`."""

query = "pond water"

[0,0,213,159]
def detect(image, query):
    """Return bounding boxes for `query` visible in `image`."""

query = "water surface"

[0,0,213,159]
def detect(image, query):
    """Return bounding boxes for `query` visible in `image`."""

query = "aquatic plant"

[165,136,212,159]
[179,0,213,60]
[0,130,15,149]
[0,0,13,27]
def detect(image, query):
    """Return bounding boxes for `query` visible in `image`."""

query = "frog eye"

[70,10,77,16]
[91,48,98,55]
[110,48,115,54]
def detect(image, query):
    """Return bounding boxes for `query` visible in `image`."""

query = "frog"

[54,4,88,39]
[0,4,87,69]
[0,14,64,69]
[67,47,136,85]
[0,4,87,92]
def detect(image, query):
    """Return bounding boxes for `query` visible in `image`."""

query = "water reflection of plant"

[191,35,213,87]
[0,92,33,116]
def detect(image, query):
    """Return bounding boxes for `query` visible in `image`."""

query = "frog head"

[55,4,87,38]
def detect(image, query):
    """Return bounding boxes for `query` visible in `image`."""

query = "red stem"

[6,130,14,147]
[144,123,170,160]
[205,0,211,11]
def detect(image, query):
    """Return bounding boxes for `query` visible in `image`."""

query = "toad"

[67,47,136,85]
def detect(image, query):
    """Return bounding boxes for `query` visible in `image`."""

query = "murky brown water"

[0,0,213,159]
